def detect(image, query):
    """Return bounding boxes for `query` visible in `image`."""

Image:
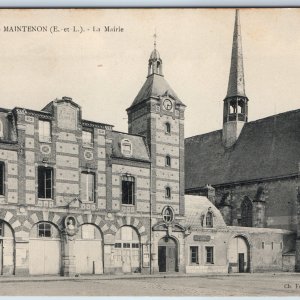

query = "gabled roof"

[185,109,300,189]
[128,74,183,109]
[111,131,150,162]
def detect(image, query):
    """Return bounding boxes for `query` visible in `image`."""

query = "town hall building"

[0,10,298,277]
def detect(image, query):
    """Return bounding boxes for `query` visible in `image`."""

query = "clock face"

[163,99,173,111]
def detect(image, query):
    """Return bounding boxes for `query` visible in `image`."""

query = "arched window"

[241,196,253,227]
[162,206,174,223]
[165,155,171,167]
[165,187,171,199]
[206,211,213,228]
[165,122,171,134]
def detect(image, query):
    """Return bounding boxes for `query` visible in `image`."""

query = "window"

[206,246,214,264]
[165,155,171,167]
[122,175,135,205]
[0,120,3,138]
[123,243,131,248]
[121,139,132,157]
[0,162,4,196]
[38,166,53,199]
[165,122,171,134]
[280,242,283,250]
[132,243,139,248]
[38,222,52,237]
[165,187,171,199]
[82,130,93,147]
[81,172,95,202]
[115,243,122,248]
[262,242,265,249]
[39,120,51,142]
[162,206,174,223]
[271,242,274,250]
[241,196,253,227]
[206,212,213,228]
[190,246,199,264]
[0,222,3,237]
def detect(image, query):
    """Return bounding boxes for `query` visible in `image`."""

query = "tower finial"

[148,30,163,76]
[153,29,157,50]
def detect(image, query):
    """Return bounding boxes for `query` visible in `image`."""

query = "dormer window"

[121,139,132,157]
[165,122,171,134]
[206,211,213,228]
[82,130,93,147]
[39,120,51,143]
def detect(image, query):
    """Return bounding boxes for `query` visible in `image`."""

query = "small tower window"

[165,187,171,199]
[121,139,132,157]
[165,122,171,134]
[206,211,213,228]
[165,155,171,167]
[0,120,3,138]
[162,206,174,223]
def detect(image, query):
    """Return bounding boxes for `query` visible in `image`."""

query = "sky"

[0,8,299,138]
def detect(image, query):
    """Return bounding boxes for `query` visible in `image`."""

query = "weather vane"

[153,29,157,49]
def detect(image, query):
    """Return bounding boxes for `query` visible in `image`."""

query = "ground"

[1,273,300,296]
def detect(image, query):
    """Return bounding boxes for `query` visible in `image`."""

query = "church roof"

[128,73,183,109]
[185,109,300,189]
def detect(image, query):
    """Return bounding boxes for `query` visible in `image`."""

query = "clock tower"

[127,43,186,218]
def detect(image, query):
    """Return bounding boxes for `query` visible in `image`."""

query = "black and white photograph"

[0,7,299,296]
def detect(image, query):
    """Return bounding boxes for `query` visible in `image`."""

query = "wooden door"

[158,246,166,272]
[74,240,103,274]
[29,239,61,275]
[166,245,176,272]
[238,253,245,273]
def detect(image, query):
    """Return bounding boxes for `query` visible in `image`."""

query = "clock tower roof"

[128,73,184,110]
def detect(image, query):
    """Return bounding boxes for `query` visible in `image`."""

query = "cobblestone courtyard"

[1,273,300,296]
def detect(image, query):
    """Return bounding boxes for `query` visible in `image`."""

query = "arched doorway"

[29,222,61,275]
[228,235,250,273]
[158,237,178,273]
[74,224,103,274]
[113,226,140,273]
[0,220,14,275]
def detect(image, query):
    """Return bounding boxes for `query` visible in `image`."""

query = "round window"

[162,206,174,224]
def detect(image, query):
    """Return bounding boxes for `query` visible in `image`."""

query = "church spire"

[222,10,249,148]
[148,31,163,76]
[226,9,246,98]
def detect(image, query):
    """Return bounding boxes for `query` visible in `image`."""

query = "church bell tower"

[223,10,249,148]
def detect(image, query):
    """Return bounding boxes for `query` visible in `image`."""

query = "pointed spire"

[226,9,246,98]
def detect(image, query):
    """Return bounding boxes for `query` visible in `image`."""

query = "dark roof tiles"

[185,109,300,189]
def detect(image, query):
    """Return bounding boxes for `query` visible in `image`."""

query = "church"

[185,11,300,269]
[0,10,298,277]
